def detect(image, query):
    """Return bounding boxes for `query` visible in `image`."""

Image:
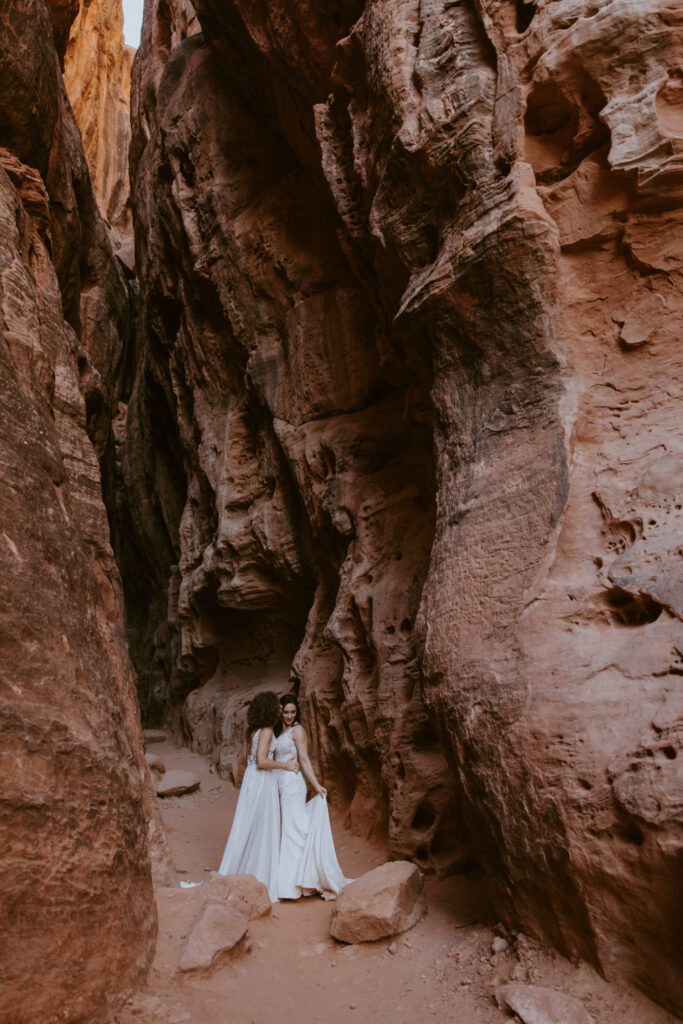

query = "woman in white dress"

[273,694,351,900]
[218,691,298,901]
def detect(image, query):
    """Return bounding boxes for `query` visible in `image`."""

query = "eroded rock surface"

[124,0,682,1012]
[330,861,427,943]
[64,0,135,255]
[0,0,165,1020]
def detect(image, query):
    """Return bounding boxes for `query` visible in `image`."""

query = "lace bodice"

[247,728,275,766]
[273,727,298,763]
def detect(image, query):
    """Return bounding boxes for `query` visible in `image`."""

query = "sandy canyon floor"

[114,741,679,1024]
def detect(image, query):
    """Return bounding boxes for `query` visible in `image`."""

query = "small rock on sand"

[143,728,167,745]
[145,751,166,773]
[330,861,426,943]
[156,770,200,797]
[496,983,594,1024]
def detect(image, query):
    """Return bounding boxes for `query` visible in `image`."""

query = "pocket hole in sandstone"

[400,618,412,633]
[661,746,677,760]
[412,719,442,753]
[605,586,663,626]
[411,803,436,832]
[577,778,592,790]
[516,0,537,33]
[618,822,645,846]
[386,624,395,635]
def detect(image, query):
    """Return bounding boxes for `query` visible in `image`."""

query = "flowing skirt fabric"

[218,763,281,902]
[277,771,351,899]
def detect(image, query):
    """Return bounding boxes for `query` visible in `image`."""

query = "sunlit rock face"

[128,0,682,1010]
[64,0,135,258]
[0,0,164,1020]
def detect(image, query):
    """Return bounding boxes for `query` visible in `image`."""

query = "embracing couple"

[218,691,351,902]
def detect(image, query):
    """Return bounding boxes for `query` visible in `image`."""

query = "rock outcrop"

[64,0,135,257]
[127,0,460,873]
[0,0,165,1020]
[122,0,682,1012]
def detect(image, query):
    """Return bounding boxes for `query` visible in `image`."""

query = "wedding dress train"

[218,729,281,902]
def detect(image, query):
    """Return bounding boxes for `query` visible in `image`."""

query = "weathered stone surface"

[200,872,271,920]
[156,769,200,797]
[330,862,427,943]
[0,137,155,1021]
[125,0,683,1013]
[0,0,172,1018]
[64,0,135,253]
[127,0,461,876]
[497,983,594,1024]
[177,902,249,972]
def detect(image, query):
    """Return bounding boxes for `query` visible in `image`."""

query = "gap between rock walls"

[0,0,681,1021]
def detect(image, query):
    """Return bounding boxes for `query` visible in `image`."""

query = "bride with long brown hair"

[218,691,298,901]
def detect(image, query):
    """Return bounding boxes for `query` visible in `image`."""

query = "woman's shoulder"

[291,722,306,738]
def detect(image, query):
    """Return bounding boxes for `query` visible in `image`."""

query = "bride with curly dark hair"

[218,691,298,901]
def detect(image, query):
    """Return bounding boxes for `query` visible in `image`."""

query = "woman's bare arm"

[255,728,298,772]
[292,725,327,797]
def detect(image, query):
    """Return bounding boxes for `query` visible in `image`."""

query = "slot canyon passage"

[0,0,682,1021]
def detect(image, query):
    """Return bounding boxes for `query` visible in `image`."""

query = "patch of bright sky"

[122,0,144,47]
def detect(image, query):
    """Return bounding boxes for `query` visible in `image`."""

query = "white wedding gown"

[218,729,281,902]
[273,727,351,899]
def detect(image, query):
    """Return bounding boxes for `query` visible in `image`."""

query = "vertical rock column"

[0,0,163,1020]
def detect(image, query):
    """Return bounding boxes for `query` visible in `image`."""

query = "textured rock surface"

[177,903,248,972]
[199,871,272,920]
[64,0,135,253]
[128,0,461,875]
[156,769,200,796]
[0,0,168,1020]
[497,983,594,1024]
[124,0,683,1012]
[330,861,427,942]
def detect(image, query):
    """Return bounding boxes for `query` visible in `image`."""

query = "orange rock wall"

[122,0,682,1012]
[64,0,135,253]
[0,1,165,1020]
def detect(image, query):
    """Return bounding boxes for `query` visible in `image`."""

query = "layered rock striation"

[0,1,167,1020]
[123,0,682,1012]
[64,0,136,259]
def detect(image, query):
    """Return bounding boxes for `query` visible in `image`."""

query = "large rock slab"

[330,862,426,943]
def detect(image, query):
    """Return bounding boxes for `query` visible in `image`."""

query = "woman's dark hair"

[274,693,300,736]
[246,691,282,752]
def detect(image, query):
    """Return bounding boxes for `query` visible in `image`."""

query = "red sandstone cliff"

[125,0,682,1013]
[0,0,680,1017]
[0,1,168,1021]
[64,0,135,259]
